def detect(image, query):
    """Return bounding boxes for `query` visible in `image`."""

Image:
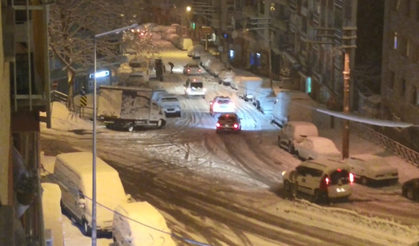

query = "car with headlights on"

[344,154,398,186]
[282,158,354,203]
[184,77,206,99]
[294,136,341,160]
[216,113,241,133]
[209,96,235,117]
[402,178,419,201]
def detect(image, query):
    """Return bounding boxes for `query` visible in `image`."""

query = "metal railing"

[50,90,68,103]
[351,123,419,168]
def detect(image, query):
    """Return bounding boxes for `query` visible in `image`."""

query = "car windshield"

[217,99,231,104]
[188,64,199,68]
[191,82,203,88]
[218,115,237,121]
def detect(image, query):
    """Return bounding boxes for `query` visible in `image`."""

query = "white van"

[272,90,317,126]
[113,202,176,246]
[53,152,131,235]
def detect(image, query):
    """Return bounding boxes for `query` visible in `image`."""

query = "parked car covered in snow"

[199,53,215,67]
[252,86,277,114]
[202,57,219,71]
[294,136,341,160]
[157,94,182,117]
[187,45,205,59]
[113,202,176,246]
[402,178,419,201]
[344,154,399,185]
[282,159,354,203]
[207,61,226,77]
[277,121,319,153]
[53,152,132,235]
[230,76,243,90]
[218,69,235,85]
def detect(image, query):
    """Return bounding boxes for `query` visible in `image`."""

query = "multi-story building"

[381,0,419,148]
[0,0,51,245]
[278,0,358,105]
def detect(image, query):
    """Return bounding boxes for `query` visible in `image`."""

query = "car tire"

[406,187,416,200]
[83,220,92,236]
[313,189,327,204]
[157,119,166,129]
[284,180,291,192]
[288,142,295,154]
[361,176,368,186]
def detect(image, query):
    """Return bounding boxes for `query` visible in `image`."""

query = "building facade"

[381,0,419,148]
[1,0,51,245]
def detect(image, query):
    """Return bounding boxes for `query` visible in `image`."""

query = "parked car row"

[49,152,176,245]
[277,121,419,204]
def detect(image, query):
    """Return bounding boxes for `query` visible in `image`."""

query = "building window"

[412,86,418,105]
[391,0,400,11]
[388,70,395,89]
[406,0,411,17]
[400,78,406,97]
[392,32,398,49]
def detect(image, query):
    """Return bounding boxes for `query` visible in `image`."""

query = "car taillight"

[325,177,330,186]
[187,69,190,72]
[216,123,220,127]
[349,173,354,183]
[233,124,238,128]
[198,69,201,72]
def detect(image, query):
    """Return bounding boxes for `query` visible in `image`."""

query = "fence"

[50,90,68,103]
[351,122,419,168]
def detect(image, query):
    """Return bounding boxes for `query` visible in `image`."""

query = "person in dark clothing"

[168,62,174,74]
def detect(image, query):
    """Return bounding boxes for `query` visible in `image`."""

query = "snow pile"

[41,183,64,246]
[268,199,419,246]
[41,102,92,131]
[40,152,56,176]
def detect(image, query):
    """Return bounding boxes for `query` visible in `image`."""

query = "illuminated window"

[270,3,275,11]
[393,32,398,49]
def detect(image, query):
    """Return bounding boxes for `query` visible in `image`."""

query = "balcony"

[290,0,297,12]
[271,18,288,32]
[335,0,343,9]
[311,12,319,25]
[4,3,50,116]
[301,6,308,17]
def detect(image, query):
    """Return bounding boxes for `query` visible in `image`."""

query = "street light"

[91,22,138,246]
[186,6,191,12]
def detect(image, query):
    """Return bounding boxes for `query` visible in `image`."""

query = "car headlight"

[281,171,286,176]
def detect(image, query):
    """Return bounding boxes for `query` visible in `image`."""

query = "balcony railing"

[334,0,343,9]
[311,12,320,25]
[290,0,297,12]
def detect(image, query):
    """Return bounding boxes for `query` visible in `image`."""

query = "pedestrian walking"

[168,62,174,74]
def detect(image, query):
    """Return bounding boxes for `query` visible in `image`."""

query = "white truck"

[271,89,317,126]
[237,76,264,101]
[98,86,166,131]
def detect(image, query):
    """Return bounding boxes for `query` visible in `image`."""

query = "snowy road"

[40,40,419,246]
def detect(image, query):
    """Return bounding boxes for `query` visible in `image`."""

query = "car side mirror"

[78,198,86,209]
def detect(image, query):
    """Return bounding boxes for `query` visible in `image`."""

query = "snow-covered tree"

[48,0,135,110]
[123,29,161,67]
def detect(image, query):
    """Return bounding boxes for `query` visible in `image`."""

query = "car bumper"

[327,185,352,198]
[186,92,205,96]
[216,127,240,131]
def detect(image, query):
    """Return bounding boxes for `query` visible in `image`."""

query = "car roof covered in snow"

[303,158,349,172]
[56,152,117,178]
[116,202,169,229]
[304,136,333,144]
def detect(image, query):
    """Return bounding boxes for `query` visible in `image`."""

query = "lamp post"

[91,23,138,246]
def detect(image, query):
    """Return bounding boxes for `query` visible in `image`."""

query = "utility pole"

[268,29,273,89]
[342,51,350,159]
[219,0,228,63]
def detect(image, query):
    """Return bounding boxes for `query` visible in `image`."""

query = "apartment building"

[0,0,51,245]
[381,0,419,148]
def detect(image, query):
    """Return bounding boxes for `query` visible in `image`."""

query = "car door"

[295,166,310,193]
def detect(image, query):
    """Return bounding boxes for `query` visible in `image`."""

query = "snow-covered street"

[40,40,419,246]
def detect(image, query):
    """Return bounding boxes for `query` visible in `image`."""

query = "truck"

[253,87,277,115]
[271,89,317,126]
[98,86,166,132]
[237,76,264,101]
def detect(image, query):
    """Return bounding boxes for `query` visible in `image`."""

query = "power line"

[41,167,214,246]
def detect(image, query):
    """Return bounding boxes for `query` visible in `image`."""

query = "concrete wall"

[0,4,11,205]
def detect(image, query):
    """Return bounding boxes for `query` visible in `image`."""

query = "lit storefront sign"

[89,70,110,79]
